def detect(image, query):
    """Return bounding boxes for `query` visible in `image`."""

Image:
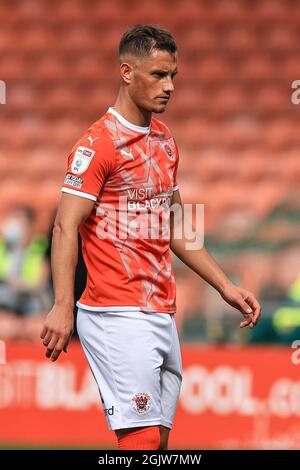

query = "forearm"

[51,222,78,308]
[171,238,232,294]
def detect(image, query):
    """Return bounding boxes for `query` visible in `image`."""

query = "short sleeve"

[61,133,116,201]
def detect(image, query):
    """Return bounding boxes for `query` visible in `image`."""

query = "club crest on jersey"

[71,146,95,175]
[163,143,176,161]
[132,393,151,415]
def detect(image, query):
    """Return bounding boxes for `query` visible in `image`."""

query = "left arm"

[170,190,261,328]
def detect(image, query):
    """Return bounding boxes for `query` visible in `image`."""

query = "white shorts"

[77,308,182,431]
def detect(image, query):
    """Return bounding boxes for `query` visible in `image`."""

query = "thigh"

[77,309,168,430]
[160,314,183,429]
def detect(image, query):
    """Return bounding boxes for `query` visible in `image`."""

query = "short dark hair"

[119,24,177,59]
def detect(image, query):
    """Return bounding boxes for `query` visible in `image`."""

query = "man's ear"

[120,62,133,85]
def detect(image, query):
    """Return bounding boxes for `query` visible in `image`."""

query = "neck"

[113,88,152,127]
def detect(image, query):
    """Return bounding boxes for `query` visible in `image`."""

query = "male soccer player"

[40,25,261,450]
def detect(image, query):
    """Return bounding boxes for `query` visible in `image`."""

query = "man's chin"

[152,103,168,114]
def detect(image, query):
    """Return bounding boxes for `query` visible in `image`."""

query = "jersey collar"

[107,107,150,134]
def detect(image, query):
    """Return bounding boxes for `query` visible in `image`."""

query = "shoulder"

[73,115,116,155]
[151,117,174,140]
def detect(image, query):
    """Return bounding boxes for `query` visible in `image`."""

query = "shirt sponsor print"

[64,174,84,188]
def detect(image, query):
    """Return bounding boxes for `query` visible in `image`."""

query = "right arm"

[40,193,94,362]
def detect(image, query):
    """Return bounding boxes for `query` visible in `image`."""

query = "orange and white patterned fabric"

[61,107,179,313]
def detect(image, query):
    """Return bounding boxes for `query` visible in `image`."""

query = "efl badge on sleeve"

[71,146,96,175]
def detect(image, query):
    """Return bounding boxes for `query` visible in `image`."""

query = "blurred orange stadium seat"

[182,28,218,54]
[237,54,275,82]
[255,0,294,24]
[35,57,68,83]
[60,26,97,52]
[192,56,232,83]
[222,26,258,53]
[54,1,86,24]
[263,25,298,50]
[18,26,57,53]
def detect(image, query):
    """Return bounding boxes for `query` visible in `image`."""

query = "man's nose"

[163,76,175,93]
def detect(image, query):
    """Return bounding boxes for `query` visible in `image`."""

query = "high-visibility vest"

[273,306,300,331]
[288,276,300,302]
[0,237,48,287]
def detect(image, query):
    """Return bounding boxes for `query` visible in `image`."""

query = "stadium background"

[1,0,300,449]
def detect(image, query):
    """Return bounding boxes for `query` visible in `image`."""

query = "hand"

[40,305,74,362]
[220,283,262,329]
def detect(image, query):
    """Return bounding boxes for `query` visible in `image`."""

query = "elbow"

[52,218,78,239]
[52,220,63,240]
[53,215,63,233]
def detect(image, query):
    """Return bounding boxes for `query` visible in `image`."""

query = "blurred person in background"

[0,206,50,340]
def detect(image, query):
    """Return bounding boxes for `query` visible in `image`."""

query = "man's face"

[121,49,178,113]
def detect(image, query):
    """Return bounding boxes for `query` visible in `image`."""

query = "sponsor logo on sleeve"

[71,146,95,174]
[64,174,84,188]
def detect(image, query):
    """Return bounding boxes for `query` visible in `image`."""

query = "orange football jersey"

[62,107,179,313]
